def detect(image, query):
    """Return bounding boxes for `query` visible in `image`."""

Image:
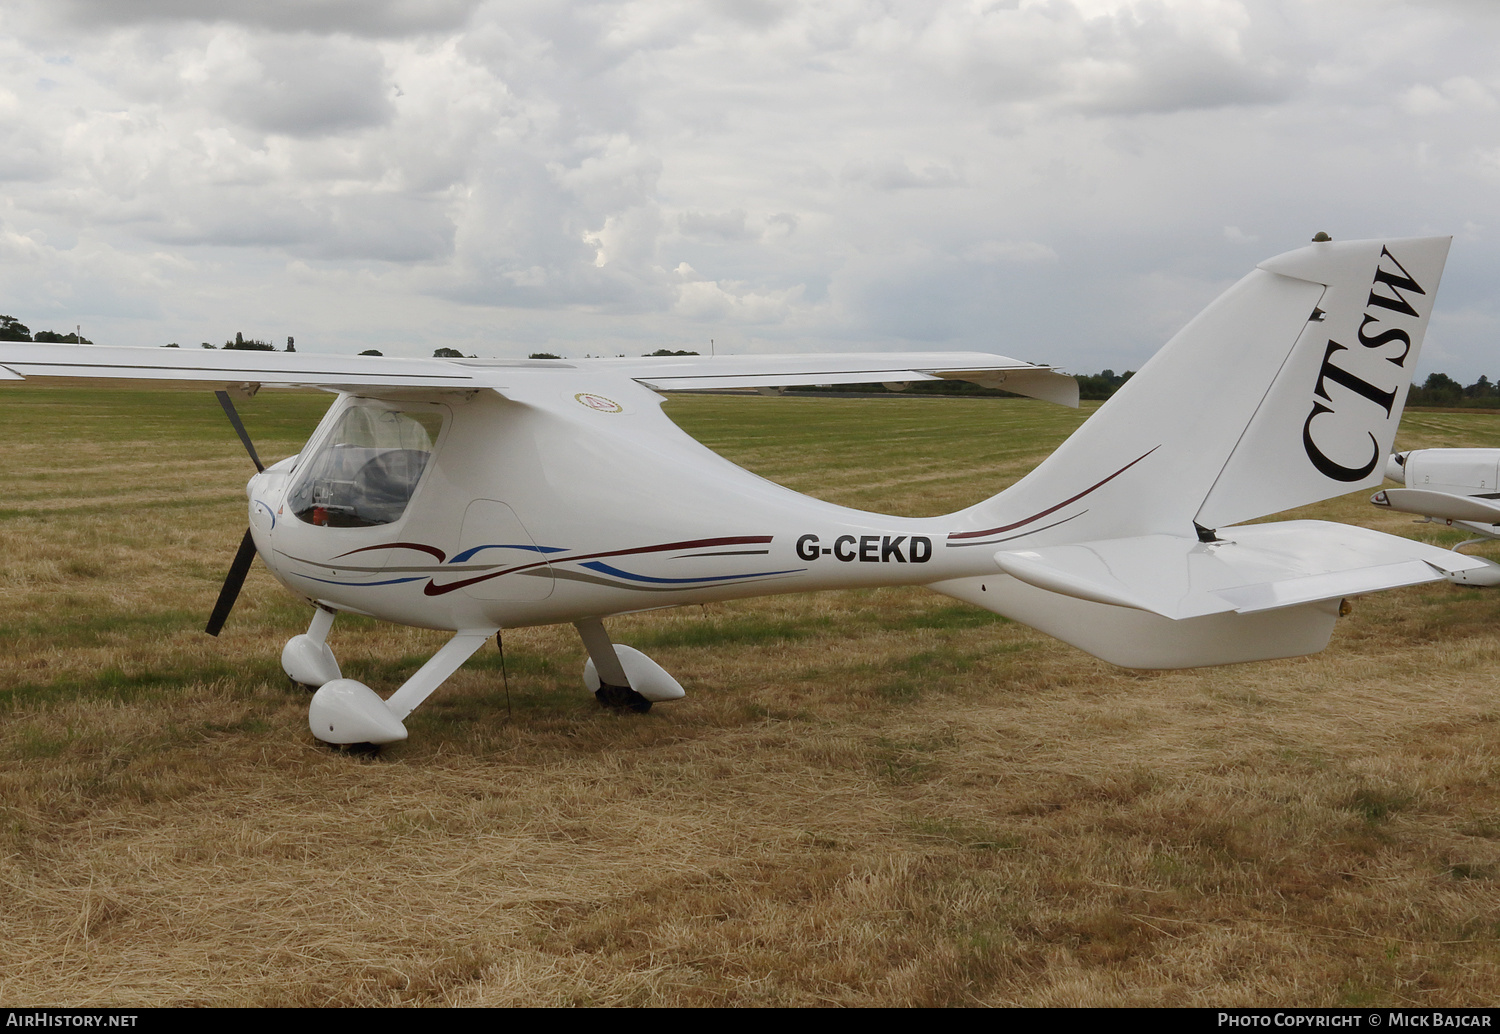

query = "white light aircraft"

[1372,449,1500,585]
[0,235,1478,746]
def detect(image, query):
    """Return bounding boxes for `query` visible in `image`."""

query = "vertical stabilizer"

[950,237,1450,544]
[1195,236,1449,528]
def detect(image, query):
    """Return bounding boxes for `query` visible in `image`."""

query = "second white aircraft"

[1373,449,1500,584]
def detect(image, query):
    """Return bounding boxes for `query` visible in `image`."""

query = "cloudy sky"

[2,0,1498,379]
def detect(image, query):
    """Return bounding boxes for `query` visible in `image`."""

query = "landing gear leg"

[282,605,341,690]
[309,628,498,745]
[574,618,652,713]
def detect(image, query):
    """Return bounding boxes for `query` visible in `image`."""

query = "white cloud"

[1400,75,1499,116]
[53,0,484,38]
[672,267,806,323]
[678,209,749,240]
[841,157,963,190]
[962,240,1058,264]
[0,0,1498,380]
[196,32,396,137]
[907,0,1295,114]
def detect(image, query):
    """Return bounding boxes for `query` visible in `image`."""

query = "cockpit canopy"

[288,401,445,528]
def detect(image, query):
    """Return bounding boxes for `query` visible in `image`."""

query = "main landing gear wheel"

[594,683,653,713]
[575,618,682,714]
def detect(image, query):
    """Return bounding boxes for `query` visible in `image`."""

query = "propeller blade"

[206,528,258,637]
[215,390,264,472]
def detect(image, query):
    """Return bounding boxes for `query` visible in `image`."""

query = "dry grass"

[3,389,1500,1005]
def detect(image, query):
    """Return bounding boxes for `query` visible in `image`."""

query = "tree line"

[165,332,295,351]
[0,315,91,343]
[1406,373,1500,408]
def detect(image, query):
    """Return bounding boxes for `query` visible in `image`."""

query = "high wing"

[0,344,1077,405]
[0,343,483,393]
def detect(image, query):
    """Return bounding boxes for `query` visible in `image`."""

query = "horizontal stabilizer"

[991,520,1484,620]
[1372,487,1500,525]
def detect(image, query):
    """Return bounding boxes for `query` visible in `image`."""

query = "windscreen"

[287,402,445,528]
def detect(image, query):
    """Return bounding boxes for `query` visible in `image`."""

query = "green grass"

[0,386,331,453]
[9,388,1500,1005]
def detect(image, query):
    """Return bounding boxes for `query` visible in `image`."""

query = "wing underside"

[591,352,1077,406]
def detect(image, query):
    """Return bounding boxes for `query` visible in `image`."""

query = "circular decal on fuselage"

[574,392,623,413]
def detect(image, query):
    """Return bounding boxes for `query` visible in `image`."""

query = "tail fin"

[952,236,1450,543]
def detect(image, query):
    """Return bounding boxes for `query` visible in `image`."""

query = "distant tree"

[163,343,180,348]
[645,349,699,356]
[34,330,91,344]
[286,336,295,352]
[224,335,275,351]
[1467,375,1494,399]
[1409,372,1465,407]
[1076,369,1134,400]
[529,352,563,359]
[201,342,216,349]
[433,347,465,358]
[0,316,31,342]
[360,349,383,356]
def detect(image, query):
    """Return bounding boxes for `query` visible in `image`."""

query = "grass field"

[4,387,1500,1006]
